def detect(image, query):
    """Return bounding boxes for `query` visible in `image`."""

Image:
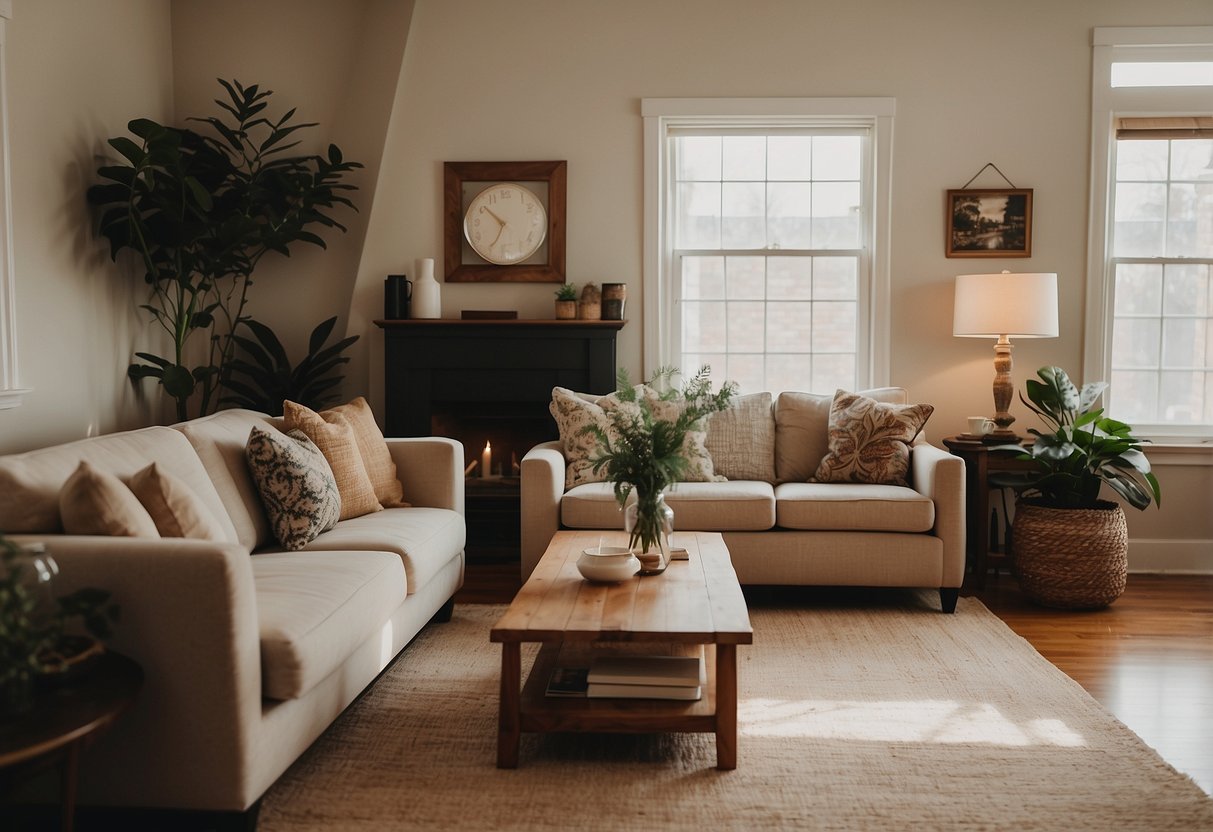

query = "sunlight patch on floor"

[739,698,1088,747]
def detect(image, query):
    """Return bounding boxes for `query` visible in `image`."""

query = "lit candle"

[481,441,492,478]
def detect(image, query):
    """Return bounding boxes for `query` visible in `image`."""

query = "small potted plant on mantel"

[554,283,577,319]
[990,366,1161,609]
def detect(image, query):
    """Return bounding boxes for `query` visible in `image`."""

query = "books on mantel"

[585,654,705,701]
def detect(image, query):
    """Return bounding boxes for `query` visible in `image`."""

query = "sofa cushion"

[813,391,933,486]
[251,549,406,700]
[705,392,776,482]
[245,427,341,551]
[0,425,238,542]
[561,481,775,531]
[59,460,161,538]
[128,462,229,541]
[176,409,279,551]
[279,506,466,595]
[774,387,909,483]
[775,482,935,532]
[283,401,383,521]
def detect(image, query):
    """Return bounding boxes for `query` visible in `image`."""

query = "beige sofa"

[0,409,465,823]
[521,389,965,612]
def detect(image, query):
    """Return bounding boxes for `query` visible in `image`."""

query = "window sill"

[0,387,28,409]
[1143,441,1213,466]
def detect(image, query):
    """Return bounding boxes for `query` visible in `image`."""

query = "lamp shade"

[953,272,1059,338]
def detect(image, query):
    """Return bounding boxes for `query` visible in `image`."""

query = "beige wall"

[0,0,173,454]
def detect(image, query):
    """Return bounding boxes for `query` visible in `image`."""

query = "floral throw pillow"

[812,390,934,486]
[549,387,618,490]
[245,426,341,550]
[632,386,723,483]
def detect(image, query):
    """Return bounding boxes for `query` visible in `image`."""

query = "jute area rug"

[259,592,1213,831]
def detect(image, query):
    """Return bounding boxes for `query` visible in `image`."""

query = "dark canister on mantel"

[385,275,411,319]
[602,283,626,320]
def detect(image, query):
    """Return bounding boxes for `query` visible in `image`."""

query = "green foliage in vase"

[583,367,736,553]
[989,366,1161,510]
[0,535,119,696]
[87,79,362,421]
[555,283,578,301]
[220,316,359,416]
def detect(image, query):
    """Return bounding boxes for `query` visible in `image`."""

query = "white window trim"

[0,1,24,409]
[1084,26,1213,443]
[641,97,894,385]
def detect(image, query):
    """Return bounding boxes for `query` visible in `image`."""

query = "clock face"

[463,183,548,265]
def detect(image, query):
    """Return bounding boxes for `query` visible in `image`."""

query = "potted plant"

[990,366,1161,609]
[554,283,577,319]
[87,79,363,421]
[0,536,120,716]
[584,367,735,575]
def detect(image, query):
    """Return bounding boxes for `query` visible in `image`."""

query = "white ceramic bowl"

[577,546,641,582]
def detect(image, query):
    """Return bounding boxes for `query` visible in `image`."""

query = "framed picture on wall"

[945,188,1033,258]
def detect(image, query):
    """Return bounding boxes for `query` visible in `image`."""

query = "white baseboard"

[1128,539,1213,574]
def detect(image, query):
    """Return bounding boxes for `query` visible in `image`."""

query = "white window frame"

[641,97,894,387]
[0,1,22,409]
[1085,26,1213,447]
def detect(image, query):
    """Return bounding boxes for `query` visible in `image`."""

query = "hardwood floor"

[457,564,1213,795]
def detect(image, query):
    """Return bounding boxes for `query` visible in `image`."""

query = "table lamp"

[953,270,1059,441]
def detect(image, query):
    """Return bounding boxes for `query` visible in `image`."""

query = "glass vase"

[624,490,674,576]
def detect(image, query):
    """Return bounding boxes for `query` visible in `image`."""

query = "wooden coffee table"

[490,530,752,770]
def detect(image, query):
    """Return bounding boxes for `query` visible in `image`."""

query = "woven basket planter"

[1011,499,1128,609]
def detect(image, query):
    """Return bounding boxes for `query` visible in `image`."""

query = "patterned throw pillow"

[128,462,228,540]
[812,390,934,486]
[632,386,722,483]
[549,387,617,489]
[705,392,776,482]
[245,426,340,550]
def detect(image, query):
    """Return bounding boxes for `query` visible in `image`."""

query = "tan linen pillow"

[774,387,908,483]
[705,392,776,482]
[812,390,934,486]
[59,460,160,538]
[245,426,340,550]
[324,397,407,507]
[283,401,383,521]
[127,462,228,541]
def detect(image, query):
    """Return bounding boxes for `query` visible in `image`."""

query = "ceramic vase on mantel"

[624,489,674,576]
[411,257,441,319]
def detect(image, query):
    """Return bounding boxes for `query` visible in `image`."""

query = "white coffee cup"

[967,416,995,436]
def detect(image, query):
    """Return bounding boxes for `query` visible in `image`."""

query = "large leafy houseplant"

[88,79,362,421]
[991,366,1161,510]
[584,367,736,571]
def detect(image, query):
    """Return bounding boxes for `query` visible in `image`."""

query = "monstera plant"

[88,79,362,421]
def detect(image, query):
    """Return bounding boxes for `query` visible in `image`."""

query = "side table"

[942,436,1036,589]
[0,651,143,832]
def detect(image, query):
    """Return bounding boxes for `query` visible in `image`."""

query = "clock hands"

[480,205,507,227]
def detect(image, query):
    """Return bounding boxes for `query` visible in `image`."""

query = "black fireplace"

[376,319,624,563]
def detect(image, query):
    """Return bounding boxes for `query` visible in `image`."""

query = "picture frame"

[945,188,1033,258]
[443,160,567,282]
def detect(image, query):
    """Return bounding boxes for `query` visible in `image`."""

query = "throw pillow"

[549,387,616,489]
[59,460,160,538]
[705,392,776,482]
[283,401,383,521]
[322,397,407,507]
[628,385,723,483]
[127,462,228,541]
[774,387,909,483]
[245,426,340,550]
[812,390,934,486]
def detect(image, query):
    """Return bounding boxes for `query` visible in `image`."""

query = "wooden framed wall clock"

[443,160,567,282]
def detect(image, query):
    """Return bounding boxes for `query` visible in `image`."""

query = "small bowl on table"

[577,546,641,582]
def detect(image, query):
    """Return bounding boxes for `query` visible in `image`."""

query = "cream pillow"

[774,387,908,483]
[283,401,383,521]
[705,392,775,482]
[628,385,722,483]
[812,390,934,486]
[323,397,407,507]
[549,387,616,489]
[60,460,160,538]
[127,462,227,541]
[245,426,340,550]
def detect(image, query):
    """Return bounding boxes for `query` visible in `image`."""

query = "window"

[642,99,894,395]
[0,3,20,409]
[1087,28,1213,439]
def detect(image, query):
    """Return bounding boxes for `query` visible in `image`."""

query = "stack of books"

[585,654,704,701]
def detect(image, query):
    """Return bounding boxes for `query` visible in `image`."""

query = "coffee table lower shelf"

[499,640,737,769]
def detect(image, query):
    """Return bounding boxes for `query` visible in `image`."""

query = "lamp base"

[981,429,1021,445]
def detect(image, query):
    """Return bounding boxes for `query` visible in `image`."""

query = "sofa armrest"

[520,440,565,580]
[911,443,966,588]
[387,436,464,515]
[8,534,262,808]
